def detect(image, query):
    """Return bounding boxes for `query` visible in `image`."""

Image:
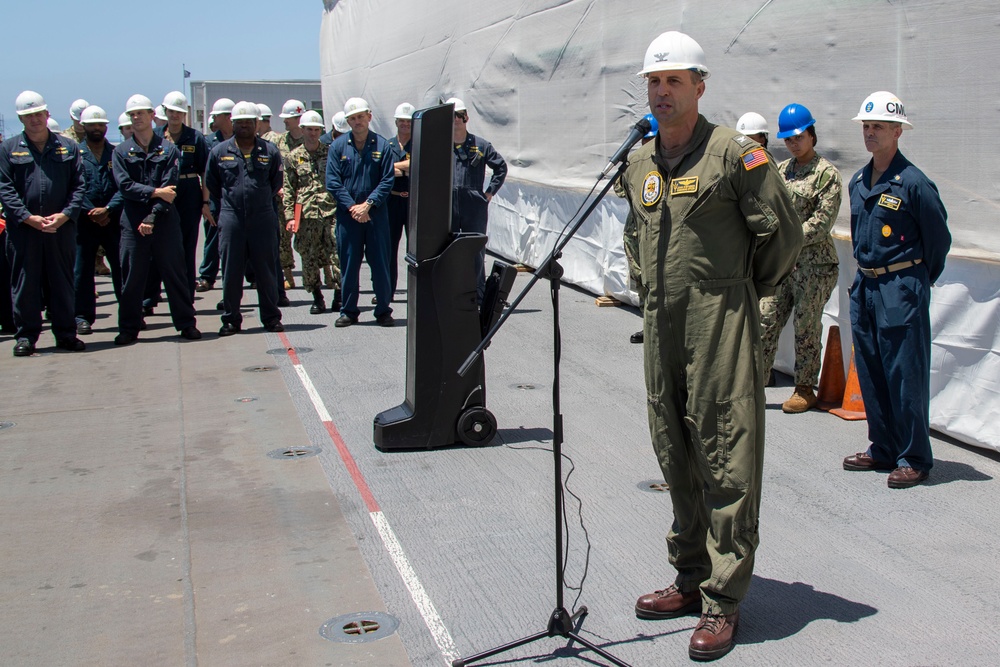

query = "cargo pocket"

[683,393,756,491]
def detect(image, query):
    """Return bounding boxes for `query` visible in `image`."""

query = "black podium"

[373,103,515,451]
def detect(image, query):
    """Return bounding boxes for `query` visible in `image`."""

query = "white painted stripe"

[289,357,458,665]
[294,363,332,422]
[371,511,460,665]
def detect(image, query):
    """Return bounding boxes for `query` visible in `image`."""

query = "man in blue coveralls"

[205,101,284,336]
[195,98,235,294]
[325,97,395,328]
[0,90,87,356]
[144,91,213,309]
[75,105,124,335]
[447,97,507,304]
[841,91,950,489]
[112,94,201,346]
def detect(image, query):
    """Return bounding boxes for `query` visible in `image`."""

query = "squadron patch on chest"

[641,171,663,207]
[878,194,901,211]
[670,176,698,196]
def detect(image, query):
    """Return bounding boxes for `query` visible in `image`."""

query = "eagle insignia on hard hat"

[865,102,874,112]
[654,52,670,62]
[642,172,663,207]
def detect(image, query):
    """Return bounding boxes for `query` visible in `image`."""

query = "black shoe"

[331,289,342,311]
[216,300,224,311]
[180,326,202,340]
[56,337,86,352]
[264,320,284,333]
[277,295,291,307]
[629,330,643,344]
[140,319,148,331]
[142,305,154,316]
[113,332,138,346]
[76,319,93,335]
[376,313,395,327]
[310,290,326,314]
[218,323,240,336]
[371,296,378,305]
[334,314,357,328]
[195,279,213,293]
[13,338,35,357]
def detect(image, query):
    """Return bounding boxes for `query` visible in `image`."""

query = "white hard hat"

[15,90,48,116]
[343,97,370,118]
[211,98,236,116]
[118,112,132,128]
[332,111,350,134]
[69,98,90,121]
[257,103,273,118]
[163,91,188,113]
[638,31,710,79]
[279,99,306,118]
[736,112,768,136]
[231,101,260,121]
[80,105,109,124]
[852,91,913,129]
[446,97,467,112]
[125,94,155,113]
[394,102,415,119]
[47,117,61,132]
[299,110,324,128]
[154,105,168,121]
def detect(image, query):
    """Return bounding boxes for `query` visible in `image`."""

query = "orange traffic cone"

[829,349,867,421]
[816,325,846,411]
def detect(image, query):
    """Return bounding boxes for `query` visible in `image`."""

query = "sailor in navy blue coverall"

[76,109,124,331]
[449,99,507,303]
[205,105,284,335]
[112,99,199,345]
[0,95,86,355]
[842,92,950,489]
[325,98,395,327]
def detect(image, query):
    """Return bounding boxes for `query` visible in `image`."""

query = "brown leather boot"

[635,584,701,620]
[782,384,817,414]
[689,610,739,661]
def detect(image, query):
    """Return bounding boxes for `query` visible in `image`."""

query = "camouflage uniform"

[760,154,841,386]
[60,126,86,144]
[263,130,303,273]
[283,142,339,293]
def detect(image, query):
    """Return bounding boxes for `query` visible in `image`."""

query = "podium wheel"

[456,407,497,446]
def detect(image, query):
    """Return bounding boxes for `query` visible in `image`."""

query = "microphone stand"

[453,160,633,667]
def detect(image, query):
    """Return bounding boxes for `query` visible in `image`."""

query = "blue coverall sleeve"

[368,140,395,207]
[205,150,222,204]
[914,180,950,283]
[483,142,507,196]
[325,143,355,211]
[60,149,86,222]
[0,146,30,227]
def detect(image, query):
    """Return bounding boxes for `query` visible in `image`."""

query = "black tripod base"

[452,606,632,667]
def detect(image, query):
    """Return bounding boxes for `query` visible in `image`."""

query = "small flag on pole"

[183,68,191,79]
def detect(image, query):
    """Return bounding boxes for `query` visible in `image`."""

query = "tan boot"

[782,385,817,414]
[283,267,295,290]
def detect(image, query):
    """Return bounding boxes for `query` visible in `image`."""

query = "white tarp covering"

[320,0,1000,452]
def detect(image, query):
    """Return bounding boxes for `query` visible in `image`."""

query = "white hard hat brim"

[164,105,187,113]
[16,105,48,116]
[852,113,913,129]
[82,119,110,124]
[637,63,711,79]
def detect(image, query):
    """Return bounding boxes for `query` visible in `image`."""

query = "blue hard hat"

[775,103,816,139]
[643,113,658,139]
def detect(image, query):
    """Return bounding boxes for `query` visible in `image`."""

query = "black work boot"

[331,288,342,312]
[310,288,326,315]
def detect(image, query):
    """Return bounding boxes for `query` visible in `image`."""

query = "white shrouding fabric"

[319,0,1000,452]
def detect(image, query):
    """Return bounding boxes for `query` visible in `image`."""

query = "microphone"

[600,116,653,179]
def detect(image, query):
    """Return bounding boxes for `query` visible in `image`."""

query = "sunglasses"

[455,112,468,121]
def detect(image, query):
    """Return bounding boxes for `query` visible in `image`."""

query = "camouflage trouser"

[327,219,339,277]
[279,210,295,271]
[760,263,839,386]
[295,217,337,292]
[623,210,647,307]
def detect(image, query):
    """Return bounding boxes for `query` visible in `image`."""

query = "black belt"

[858,258,922,278]
[179,173,200,180]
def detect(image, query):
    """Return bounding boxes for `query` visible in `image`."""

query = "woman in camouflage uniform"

[760,103,842,413]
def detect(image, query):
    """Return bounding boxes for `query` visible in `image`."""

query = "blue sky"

[0,0,322,140]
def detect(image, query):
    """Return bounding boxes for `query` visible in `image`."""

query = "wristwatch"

[365,198,375,207]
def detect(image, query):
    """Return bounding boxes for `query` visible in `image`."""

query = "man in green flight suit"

[621,32,802,661]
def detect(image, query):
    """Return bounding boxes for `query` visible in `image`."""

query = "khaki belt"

[179,173,200,180]
[858,258,922,278]
[390,191,409,197]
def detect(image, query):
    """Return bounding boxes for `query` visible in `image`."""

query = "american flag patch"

[742,148,769,171]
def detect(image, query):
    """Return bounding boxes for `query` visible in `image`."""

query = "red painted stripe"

[277,332,300,366]
[323,420,381,512]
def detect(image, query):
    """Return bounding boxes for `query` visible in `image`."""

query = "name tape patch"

[878,194,901,211]
[670,176,698,196]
